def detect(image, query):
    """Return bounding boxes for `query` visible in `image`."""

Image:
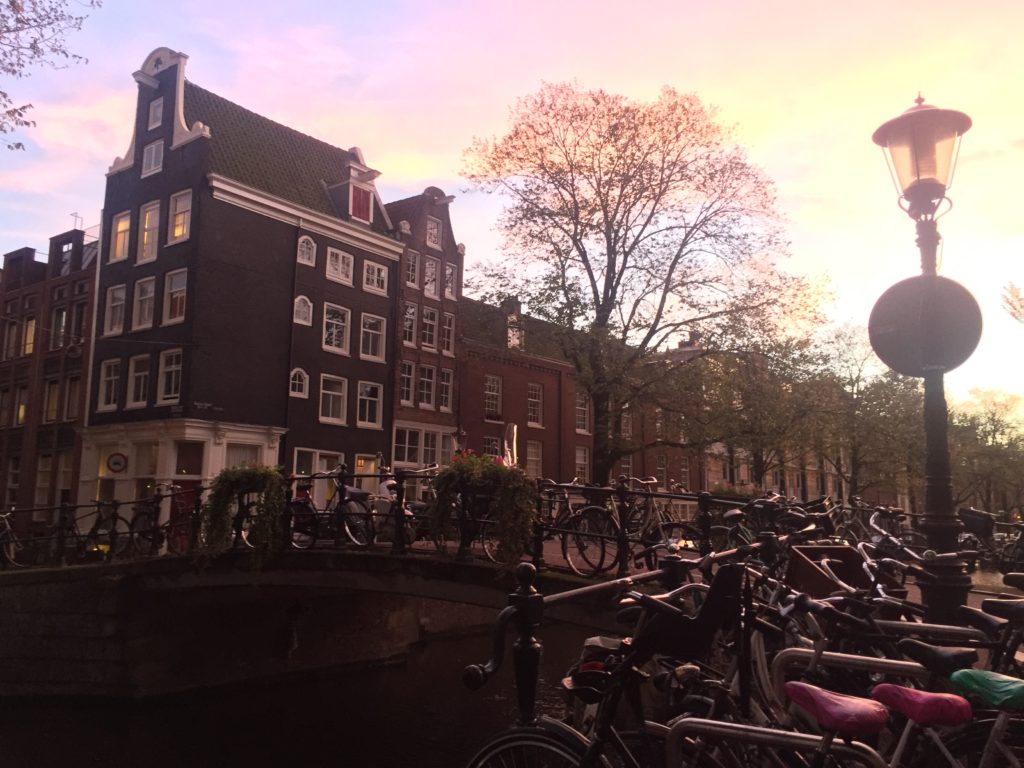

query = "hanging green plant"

[431,451,539,563]
[199,464,289,565]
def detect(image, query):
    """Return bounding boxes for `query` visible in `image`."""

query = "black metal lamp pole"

[871,96,977,624]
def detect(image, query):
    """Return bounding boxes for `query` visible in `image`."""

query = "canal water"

[0,621,595,767]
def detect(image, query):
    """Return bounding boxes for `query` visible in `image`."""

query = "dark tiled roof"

[384,195,423,224]
[461,297,570,361]
[183,81,354,218]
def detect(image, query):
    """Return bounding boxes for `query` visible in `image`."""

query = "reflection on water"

[1,622,595,768]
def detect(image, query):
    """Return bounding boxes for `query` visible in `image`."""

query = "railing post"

[509,562,544,726]
[391,471,407,555]
[56,502,71,566]
[531,480,547,569]
[456,493,474,562]
[697,491,712,555]
[615,481,630,578]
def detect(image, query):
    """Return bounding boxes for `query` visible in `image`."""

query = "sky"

[2,0,1022,406]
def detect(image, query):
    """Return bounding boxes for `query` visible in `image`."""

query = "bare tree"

[464,83,804,481]
[1005,283,1024,323]
[1,0,101,149]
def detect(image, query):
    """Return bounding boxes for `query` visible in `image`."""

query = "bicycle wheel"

[342,500,375,546]
[236,508,257,549]
[287,501,317,550]
[643,522,702,570]
[0,528,25,567]
[561,509,611,577]
[480,517,519,564]
[465,727,584,768]
[107,514,132,559]
[165,514,195,555]
[130,509,160,556]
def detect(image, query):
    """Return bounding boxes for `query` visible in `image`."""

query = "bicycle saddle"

[896,638,978,679]
[784,681,889,736]
[870,683,971,727]
[980,598,1024,626]
[956,604,1008,639]
[1003,573,1024,591]
[950,669,1024,711]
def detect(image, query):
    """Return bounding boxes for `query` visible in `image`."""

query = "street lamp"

[870,95,980,623]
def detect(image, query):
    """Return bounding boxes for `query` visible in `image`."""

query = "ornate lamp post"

[869,95,981,624]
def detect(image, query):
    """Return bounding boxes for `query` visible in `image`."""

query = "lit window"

[104,286,126,335]
[142,139,164,176]
[13,386,27,425]
[168,190,191,243]
[138,201,160,263]
[484,375,501,420]
[289,369,309,399]
[133,277,155,330]
[323,303,350,354]
[98,360,120,411]
[527,383,543,426]
[359,314,386,362]
[293,296,313,326]
[326,248,353,284]
[50,306,68,349]
[163,269,187,324]
[319,375,347,424]
[157,349,182,404]
[418,366,435,408]
[402,303,417,346]
[297,236,316,266]
[110,212,130,262]
[147,98,163,130]
[21,317,34,355]
[575,391,591,433]
[399,362,414,405]
[43,380,60,422]
[363,262,388,296]
[421,307,437,348]
[426,216,442,249]
[357,381,383,428]
[351,185,372,223]
[439,369,453,411]
[405,250,420,287]
[127,355,149,408]
[424,257,439,298]
[444,263,457,299]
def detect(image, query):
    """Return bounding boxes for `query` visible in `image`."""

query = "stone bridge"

[0,549,602,698]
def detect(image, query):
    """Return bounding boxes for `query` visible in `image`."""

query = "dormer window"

[148,98,163,130]
[351,185,372,223]
[297,236,316,266]
[426,216,442,250]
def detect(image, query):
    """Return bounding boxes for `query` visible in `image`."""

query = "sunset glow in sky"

[2,0,1021,402]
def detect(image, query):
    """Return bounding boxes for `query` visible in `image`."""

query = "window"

[359,314,386,362]
[147,97,163,130]
[297,236,316,266]
[444,263,457,299]
[104,286,125,335]
[163,269,187,324]
[621,405,633,438]
[293,296,313,326]
[362,261,388,296]
[357,382,382,428]
[71,302,86,341]
[483,436,501,457]
[620,453,633,480]
[157,349,182,404]
[526,441,543,478]
[6,457,19,506]
[424,257,439,298]
[142,139,164,176]
[127,355,149,408]
[351,185,372,223]
[405,250,419,287]
[50,306,68,349]
[21,316,35,355]
[35,455,52,507]
[394,428,420,464]
[402,303,417,346]
[110,212,130,262]
[575,391,591,433]
[64,378,80,420]
[323,303,350,354]
[399,362,414,405]
[575,446,590,484]
[133,277,156,330]
[2,322,17,360]
[656,454,668,490]
[11,386,26,425]
[326,248,353,284]
[43,380,60,422]
[426,216,442,249]
[484,375,502,420]
[98,360,120,411]
[680,457,691,490]
[319,375,347,424]
[422,432,438,466]
[227,444,260,469]
[138,201,159,263]
[441,313,454,355]
[289,369,309,398]
[59,242,73,275]
[527,383,543,426]
[168,190,191,243]
[417,366,435,408]
[421,307,437,348]
[439,369,453,411]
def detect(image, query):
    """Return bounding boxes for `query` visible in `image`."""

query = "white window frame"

[399,361,414,406]
[421,307,438,349]
[137,201,160,263]
[297,236,316,266]
[141,139,164,177]
[527,383,543,427]
[162,269,187,325]
[402,303,417,347]
[350,184,373,224]
[444,263,457,299]
[484,375,502,421]
[575,391,591,434]
[359,313,386,363]
[157,349,182,405]
[424,257,439,298]
[110,211,130,262]
[575,446,590,484]
[404,250,420,288]
[289,368,309,399]
[323,303,350,355]
[293,295,313,326]
[168,190,191,244]
[417,366,435,409]
[526,440,543,478]
[132,277,156,331]
[483,436,501,457]
[362,261,388,296]
[441,313,455,355]
[147,97,163,130]
[104,285,126,336]
[439,368,453,412]
[326,247,354,285]
[356,381,383,428]
[319,374,347,425]
[426,216,442,250]
[126,354,150,409]
[98,359,120,412]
